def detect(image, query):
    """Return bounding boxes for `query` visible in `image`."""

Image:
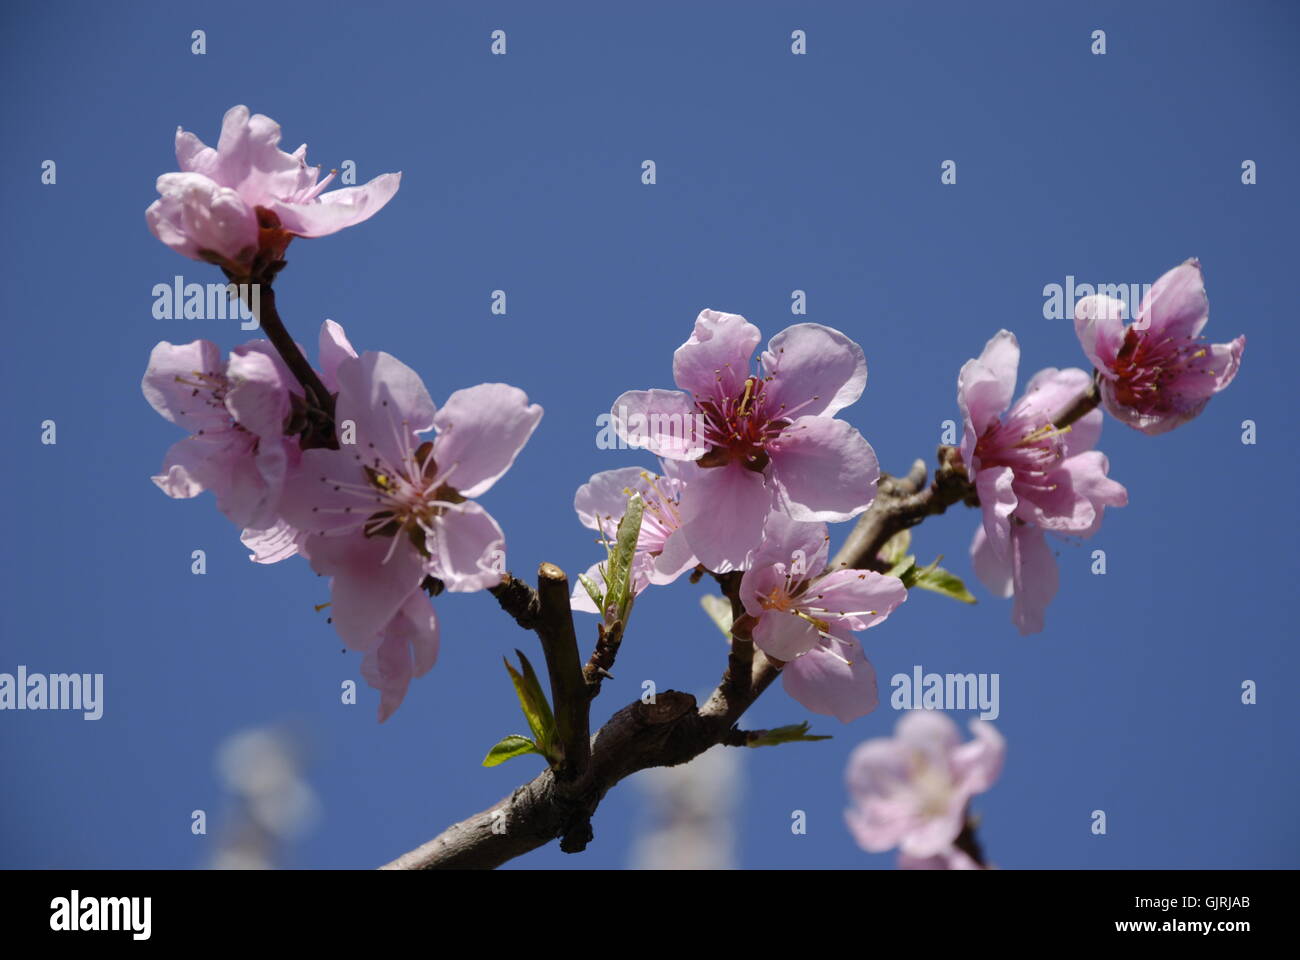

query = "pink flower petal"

[574,466,653,535]
[1135,258,1209,341]
[240,520,300,564]
[951,718,1006,797]
[432,383,543,499]
[807,569,909,631]
[300,533,426,653]
[1074,293,1127,372]
[318,319,358,394]
[428,501,506,592]
[146,172,258,264]
[679,462,772,571]
[767,415,879,522]
[970,524,1013,598]
[273,173,402,238]
[142,340,225,433]
[671,309,761,400]
[610,388,709,460]
[974,466,1017,562]
[760,323,867,419]
[782,632,879,723]
[958,330,1019,457]
[334,351,437,469]
[1010,524,1058,636]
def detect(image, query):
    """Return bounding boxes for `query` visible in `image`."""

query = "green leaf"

[699,594,734,637]
[502,651,558,760]
[604,492,644,621]
[913,565,977,604]
[888,554,918,585]
[881,529,912,566]
[746,722,833,747]
[482,734,542,767]
[578,572,604,610]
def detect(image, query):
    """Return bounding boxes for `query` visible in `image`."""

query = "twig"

[534,563,591,784]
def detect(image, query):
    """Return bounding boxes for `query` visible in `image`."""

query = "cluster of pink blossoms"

[959,260,1244,634]
[143,108,542,721]
[578,311,905,723]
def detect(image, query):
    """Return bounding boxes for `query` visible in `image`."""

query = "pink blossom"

[739,512,908,722]
[570,462,697,614]
[897,847,982,870]
[238,320,361,564]
[1075,259,1245,435]
[143,337,300,532]
[612,311,878,570]
[278,348,541,693]
[146,105,401,268]
[958,330,1127,635]
[845,710,1004,861]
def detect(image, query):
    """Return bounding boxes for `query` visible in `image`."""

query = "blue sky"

[1,0,1296,869]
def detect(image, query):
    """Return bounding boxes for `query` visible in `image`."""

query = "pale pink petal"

[844,737,916,852]
[272,172,402,237]
[432,383,543,498]
[975,466,1017,562]
[749,510,831,578]
[671,310,761,399]
[752,606,820,661]
[957,330,1019,455]
[679,462,772,571]
[951,718,1006,797]
[1057,450,1127,537]
[1010,525,1058,636]
[648,528,698,584]
[428,501,506,592]
[610,389,708,460]
[970,525,1013,599]
[358,591,439,722]
[574,466,652,535]
[898,847,981,870]
[300,533,426,653]
[142,340,226,432]
[318,319,358,394]
[225,346,292,441]
[782,632,879,723]
[1135,258,1208,341]
[1074,294,1127,372]
[805,569,908,631]
[153,434,275,530]
[333,351,436,468]
[895,709,961,756]
[1013,367,1094,435]
[767,416,879,522]
[360,631,413,724]
[241,520,300,564]
[760,323,867,418]
[146,172,258,263]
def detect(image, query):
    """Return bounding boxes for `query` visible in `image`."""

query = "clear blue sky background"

[2,0,1296,870]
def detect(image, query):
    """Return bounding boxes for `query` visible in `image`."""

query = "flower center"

[311,435,463,564]
[974,414,1069,486]
[908,750,955,819]
[1112,327,1217,411]
[173,370,253,441]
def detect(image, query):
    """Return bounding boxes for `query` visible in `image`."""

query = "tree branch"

[829,449,977,573]
[534,563,591,784]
